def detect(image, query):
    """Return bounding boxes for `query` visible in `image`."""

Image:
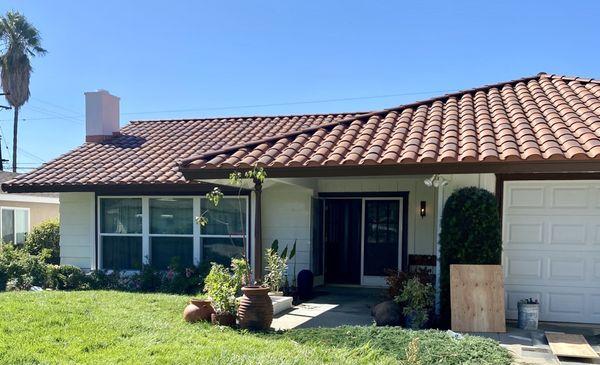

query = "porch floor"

[271,285,383,330]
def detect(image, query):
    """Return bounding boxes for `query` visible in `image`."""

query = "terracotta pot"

[183,298,215,323]
[237,286,273,331]
[211,312,237,327]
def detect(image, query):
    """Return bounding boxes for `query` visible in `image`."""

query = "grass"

[0,291,511,365]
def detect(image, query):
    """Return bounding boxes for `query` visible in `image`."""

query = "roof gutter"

[180,160,600,180]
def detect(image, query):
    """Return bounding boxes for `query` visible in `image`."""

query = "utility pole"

[0,92,11,171]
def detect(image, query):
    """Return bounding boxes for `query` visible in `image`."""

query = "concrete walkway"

[272,286,383,330]
[471,322,600,365]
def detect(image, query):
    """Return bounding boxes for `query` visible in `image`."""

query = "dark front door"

[324,199,361,284]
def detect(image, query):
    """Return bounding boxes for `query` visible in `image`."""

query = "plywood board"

[545,332,599,359]
[450,264,506,332]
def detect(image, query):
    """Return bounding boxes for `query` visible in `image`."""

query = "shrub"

[264,248,287,292]
[0,244,47,290]
[46,265,87,290]
[385,268,433,299]
[24,220,60,265]
[439,187,502,326]
[204,263,237,314]
[395,277,434,329]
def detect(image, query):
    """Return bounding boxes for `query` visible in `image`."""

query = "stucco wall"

[261,183,313,278]
[0,199,59,229]
[59,192,95,269]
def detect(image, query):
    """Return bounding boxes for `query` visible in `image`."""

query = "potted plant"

[395,277,434,329]
[517,298,540,330]
[196,166,276,331]
[203,263,237,327]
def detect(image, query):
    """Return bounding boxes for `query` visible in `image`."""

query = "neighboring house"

[3,73,600,324]
[0,172,59,245]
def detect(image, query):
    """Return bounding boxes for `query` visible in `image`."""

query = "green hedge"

[24,220,60,265]
[0,244,209,294]
[439,187,502,327]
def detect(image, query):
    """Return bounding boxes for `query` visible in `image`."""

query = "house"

[3,73,600,324]
[0,172,59,244]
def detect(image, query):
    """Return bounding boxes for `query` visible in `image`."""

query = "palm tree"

[0,11,46,172]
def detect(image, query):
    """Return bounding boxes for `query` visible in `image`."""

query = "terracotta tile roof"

[180,73,600,173]
[5,72,600,191]
[3,113,359,191]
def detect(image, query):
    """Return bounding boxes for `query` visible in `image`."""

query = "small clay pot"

[183,298,215,323]
[211,312,237,327]
[237,286,273,331]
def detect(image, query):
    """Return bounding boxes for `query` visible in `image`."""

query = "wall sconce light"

[420,201,426,218]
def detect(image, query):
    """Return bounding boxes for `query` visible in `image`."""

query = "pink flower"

[166,269,175,280]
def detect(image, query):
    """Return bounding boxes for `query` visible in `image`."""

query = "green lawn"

[0,291,511,365]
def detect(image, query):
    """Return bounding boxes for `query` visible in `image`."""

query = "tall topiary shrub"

[439,187,502,327]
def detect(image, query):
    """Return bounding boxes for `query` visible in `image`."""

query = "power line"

[30,97,83,117]
[120,89,458,116]
[26,105,83,125]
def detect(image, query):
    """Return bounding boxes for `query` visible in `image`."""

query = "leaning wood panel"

[545,332,599,359]
[450,264,506,332]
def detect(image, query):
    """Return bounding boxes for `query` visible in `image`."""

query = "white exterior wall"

[261,183,313,279]
[441,173,496,202]
[59,192,95,269]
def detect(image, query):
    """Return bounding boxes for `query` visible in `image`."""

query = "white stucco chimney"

[85,90,120,142]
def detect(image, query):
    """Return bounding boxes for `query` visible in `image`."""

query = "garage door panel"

[548,257,586,281]
[549,223,587,245]
[506,186,545,208]
[505,284,600,323]
[550,187,589,208]
[503,180,600,324]
[504,217,544,245]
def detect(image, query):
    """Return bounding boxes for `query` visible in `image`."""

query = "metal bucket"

[517,303,539,330]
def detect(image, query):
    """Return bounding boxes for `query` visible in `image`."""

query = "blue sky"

[1,1,599,171]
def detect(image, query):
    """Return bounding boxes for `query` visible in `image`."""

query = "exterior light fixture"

[420,201,426,218]
[423,174,448,188]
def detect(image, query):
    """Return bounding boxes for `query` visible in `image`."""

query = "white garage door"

[503,180,600,324]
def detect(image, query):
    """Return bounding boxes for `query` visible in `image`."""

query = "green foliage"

[0,243,209,294]
[45,265,87,290]
[0,11,47,172]
[203,263,237,314]
[0,244,47,290]
[439,187,502,326]
[385,268,433,299]
[230,257,250,292]
[0,291,512,365]
[264,248,288,292]
[23,220,60,264]
[395,277,434,329]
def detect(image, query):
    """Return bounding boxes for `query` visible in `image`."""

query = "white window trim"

[97,195,249,270]
[0,206,30,245]
[199,195,250,265]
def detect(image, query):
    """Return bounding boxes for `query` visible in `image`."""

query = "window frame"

[199,195,249,265]
[148,197,195,269]
[97,195,249,270]
[0,206,30,245]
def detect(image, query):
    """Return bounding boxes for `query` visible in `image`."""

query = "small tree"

[439,187,501,327]
[24,219,59,264]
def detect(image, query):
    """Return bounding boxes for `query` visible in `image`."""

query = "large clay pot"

[183,298,215,323]
[211,312,237,327]
[237,286,273,331]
